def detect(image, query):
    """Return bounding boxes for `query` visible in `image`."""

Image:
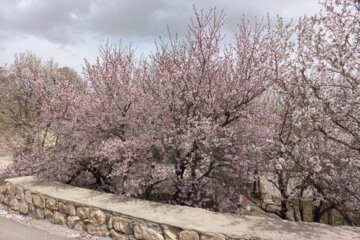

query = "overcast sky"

[0,0,321,73]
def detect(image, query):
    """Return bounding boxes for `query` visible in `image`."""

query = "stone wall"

[0,177,238,240]
[0,176,359,240]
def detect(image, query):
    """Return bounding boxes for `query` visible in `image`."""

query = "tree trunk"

[312,202,323,222]
[299,199,305,221]
[280,198,289,219]
[252,177,258,193]
[327,208,334,225]
[278,171,289,220]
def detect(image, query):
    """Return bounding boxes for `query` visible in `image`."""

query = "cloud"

[0,0,322,72]
[82,0,186,37]
[0,0,321,46]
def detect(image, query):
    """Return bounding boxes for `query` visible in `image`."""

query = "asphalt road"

[0,216,73,240]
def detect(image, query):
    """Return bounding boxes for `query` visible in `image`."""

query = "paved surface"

[7,176,360,240]
[0,216,71,240]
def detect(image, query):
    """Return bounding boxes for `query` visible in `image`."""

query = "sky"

[0,0,322,74]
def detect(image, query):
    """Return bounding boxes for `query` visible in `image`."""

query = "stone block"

[76,206,90,219]
[44,208,54,222]
[6,183,17,197]
[86,224,109,236]
[109,217,133,235]
[110,229,128,240]
[46,197,58,211]
[134,224,164,240]
[19,201,29,215]
[54,211,66,225]
[9,198,19,211]
[59,202,76,216]
[32,195,45,208]
[179,230,199,240]
[24,191,32,204]
[35,208,45,219]
[67,216,82,229]
[89,209,107,226]
[15,186,24,200]
[28,204,36,218]
[73,221,85,231]
[163,226,179,240]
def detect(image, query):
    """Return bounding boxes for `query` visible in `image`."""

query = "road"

[0,216,72,240]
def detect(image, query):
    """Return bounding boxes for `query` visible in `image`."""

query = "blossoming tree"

[263,0,360,224]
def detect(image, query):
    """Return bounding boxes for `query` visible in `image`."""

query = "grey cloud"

[0,0,321,47]
[0,0,89,44]
[79,0,192,38]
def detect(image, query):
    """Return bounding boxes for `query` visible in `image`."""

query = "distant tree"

[0,52,85,175]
